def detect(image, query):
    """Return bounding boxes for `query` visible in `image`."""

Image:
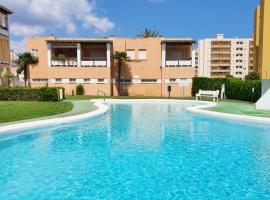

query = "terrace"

[161,40,193,67]
[47,40,111,67]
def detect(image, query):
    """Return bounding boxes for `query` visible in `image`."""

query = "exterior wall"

[256,0,270,79]
[27,37,112,96]
[197,35,253,79]
[28,37,194,97]
[0,6,12,86]
[254,5,261,73]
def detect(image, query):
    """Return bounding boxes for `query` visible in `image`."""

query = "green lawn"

[205,101,270,118]
[0,101,73,123]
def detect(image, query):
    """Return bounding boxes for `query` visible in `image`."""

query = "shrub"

[192,77,226,96]
[0,87,62,101]
[76,84,85,95]
[192,77,261,102]
[245,72,261,80]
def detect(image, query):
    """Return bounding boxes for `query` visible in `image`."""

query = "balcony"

[51,44,77,67]
[48,41,111,67]
[0,25,8,37]
[81,44,107,67]
[165,60,192,67]
[164,44,192,67]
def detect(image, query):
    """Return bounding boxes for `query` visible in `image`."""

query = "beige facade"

[27,37,195,97]
[197,34,253,80]
[0,4,12,85]
[254,0,270,79]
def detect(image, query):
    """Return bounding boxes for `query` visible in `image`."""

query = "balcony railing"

[52,60,77,66]
[81,60,107,67]
[0,26,8,36]
[166,60,192,67]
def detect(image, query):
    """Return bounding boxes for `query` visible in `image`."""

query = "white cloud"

[83,15,115,33]
[66,23,76,34]
[11,23,45,37]
[10,39,27,54]
[2,0,115,37]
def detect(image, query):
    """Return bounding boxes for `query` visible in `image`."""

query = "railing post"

[47,43,51,66]
[106,43,111,67]
[77,43,81,67]
[161,43,166,67]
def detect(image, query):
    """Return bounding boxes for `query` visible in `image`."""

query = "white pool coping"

[0,99,269,134]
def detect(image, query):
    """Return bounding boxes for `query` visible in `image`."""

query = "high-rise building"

[0,4,12,86]
[254,0,270,79]
[197,34,253,80]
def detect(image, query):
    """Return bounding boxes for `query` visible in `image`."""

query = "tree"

[137,28,161,38]
[245,72,260,80]
[113,51,129,96]
[76,84,85,95]
[16,52,38,87]
[4,70,15,87]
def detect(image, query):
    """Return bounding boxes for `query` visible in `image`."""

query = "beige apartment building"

[197,34,253,79]
[0,4,12,85]
[27,36,195,97]
[254,0,270,79]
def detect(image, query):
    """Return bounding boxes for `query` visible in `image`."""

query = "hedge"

[0,87,63,101]
[192,77,261,102]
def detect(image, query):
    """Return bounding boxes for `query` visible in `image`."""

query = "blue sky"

[2,0,260,52]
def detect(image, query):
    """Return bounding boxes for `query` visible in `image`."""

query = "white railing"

[52,60,77,66]
[81,60,107,67]
[166,60,192,67]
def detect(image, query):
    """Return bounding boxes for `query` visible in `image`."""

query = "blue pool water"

[1,102,270,199]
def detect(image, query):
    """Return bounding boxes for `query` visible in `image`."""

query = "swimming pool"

[1,102,270,199]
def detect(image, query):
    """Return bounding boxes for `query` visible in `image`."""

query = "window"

[169,78,177,83]
[138,49,147,60]
[84,78,90,83]
[32,79,48,83]
[69,78,76,83]
[126,49,135,60]
[98,79,105,83]
[117,79,132,83]
[1,15,8,28]
[141,79,157,83]
[55,78,62,83]
[31,49,38,57]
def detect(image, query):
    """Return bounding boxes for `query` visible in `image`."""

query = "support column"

[47,43,51,66]
[77,43,81,67]
[161,43,166,67]
[106,43,111,67]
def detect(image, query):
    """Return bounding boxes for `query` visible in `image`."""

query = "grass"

[205,101,270,118]
[0,101,73,123]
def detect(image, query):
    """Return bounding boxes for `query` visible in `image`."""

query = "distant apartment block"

[196,34,253,80]
[27,37,195,97]
[192,49,199,76]
[0,4,12,85]
[254,0,270,79]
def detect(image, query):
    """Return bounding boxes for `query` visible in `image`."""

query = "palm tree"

[137,28,161,38]
[16,52,38,87]
[113,51,129,96]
